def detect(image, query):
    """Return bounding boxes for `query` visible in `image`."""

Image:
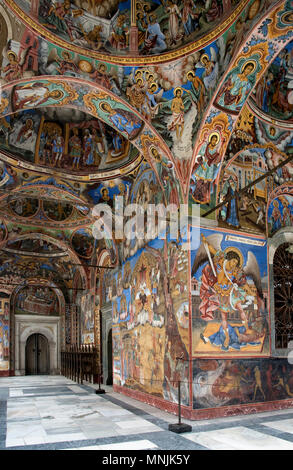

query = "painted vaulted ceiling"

[0,0,292,299]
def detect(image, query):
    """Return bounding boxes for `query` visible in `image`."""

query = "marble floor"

[1,375,293,450]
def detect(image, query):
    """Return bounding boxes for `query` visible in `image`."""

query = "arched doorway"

[106,329,113,385]
[25,333,49,375]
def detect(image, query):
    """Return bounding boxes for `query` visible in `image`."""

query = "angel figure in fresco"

[195,51,219,95]
[190,131,222,204]
[192,233,265,351]
[216,61,256,113]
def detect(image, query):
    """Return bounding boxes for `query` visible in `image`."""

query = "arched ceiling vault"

[0,77,181,203]
[4,0,251,64]
[188,0,293,205]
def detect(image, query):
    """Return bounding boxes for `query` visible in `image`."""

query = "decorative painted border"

[4,0,249,66]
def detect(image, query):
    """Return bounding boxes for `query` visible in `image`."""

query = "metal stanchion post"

[168,378,192,433]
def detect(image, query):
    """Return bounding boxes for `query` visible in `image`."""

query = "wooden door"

[25,334,49,375]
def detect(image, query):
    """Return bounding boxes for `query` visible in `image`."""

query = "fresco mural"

[9,198,39,218]
[14,285,59,315]
[0,108,140,176]
[214,57,261,115]
[250,40,293,122]
[43,200,73,221]
[10,0,249,57]
[112,235,189,404]
[217,151,269,235]
[0,246,77,295]
[81,292,95,344]
[191,227,269,357]
[225,109,293,163]
[37,0,131,55]
[4,238,66,255]
[71,227,95,258]
[193,358,293,409]
[0,295,10,372]
[268,194,293,236]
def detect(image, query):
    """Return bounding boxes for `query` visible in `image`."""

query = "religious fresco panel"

[71,227,95,258]
[81,292,95,344]
[193,358,293,409]
[191,226,269,357]
[217,151,269,235]
[0,108,140,177]
[112,235,189,405]
[14,285,59,316]
[267,193,293,237]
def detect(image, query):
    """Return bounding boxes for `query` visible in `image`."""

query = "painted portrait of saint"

[215,61,256,114]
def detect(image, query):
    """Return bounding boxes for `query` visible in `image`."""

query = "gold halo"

[187,70,195,78]
[78,60,93,73]
[99,101,112,113]
[200,54,209,65]
[7,50,17,60]
[224,247,244,267]
[149,82,158,92]
[100,186,109,196]
[241,60,256,74]
[174,87,182,96]
[208,132,220,144]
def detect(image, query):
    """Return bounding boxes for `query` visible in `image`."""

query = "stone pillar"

[30,0,39,17]
[129,26,138,54]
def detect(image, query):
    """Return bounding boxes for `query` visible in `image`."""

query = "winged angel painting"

[191,232,268,355]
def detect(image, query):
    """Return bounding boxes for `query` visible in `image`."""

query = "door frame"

[14,315,60,375]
